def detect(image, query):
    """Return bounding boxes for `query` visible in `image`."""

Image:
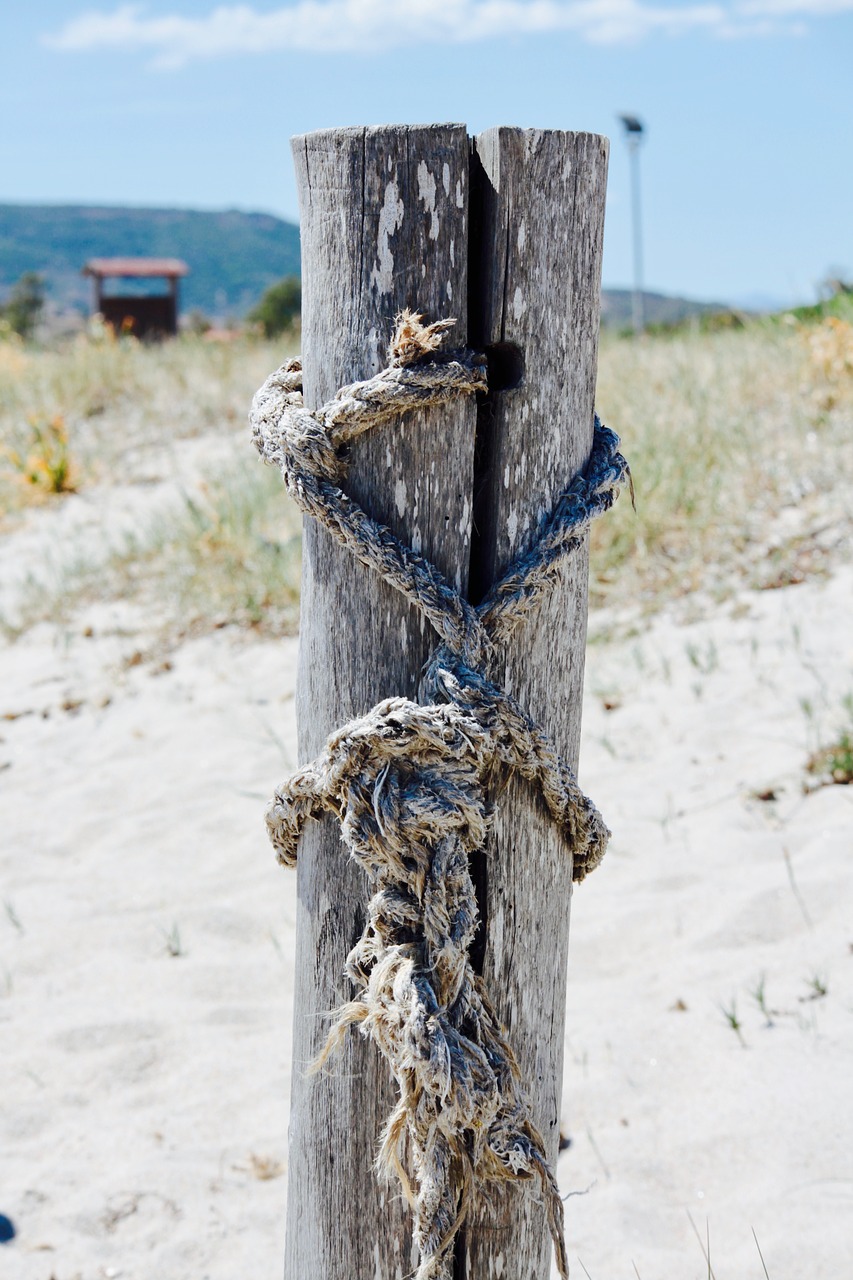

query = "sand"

[2,531,852,1277]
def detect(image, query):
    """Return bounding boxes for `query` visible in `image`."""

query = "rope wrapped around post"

[250,311,630,1280]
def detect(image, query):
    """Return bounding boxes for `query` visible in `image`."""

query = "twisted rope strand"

[251,310,629,1280]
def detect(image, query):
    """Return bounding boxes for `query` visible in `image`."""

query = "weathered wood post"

[287,124,477,1280]
[285,123,608,1280]
[463,127,609,1279]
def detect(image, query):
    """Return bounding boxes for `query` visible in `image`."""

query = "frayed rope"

[250,311,629,1280]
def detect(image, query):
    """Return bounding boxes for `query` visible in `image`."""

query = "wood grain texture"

[462,127,609,1280]
[286,124,477,1280]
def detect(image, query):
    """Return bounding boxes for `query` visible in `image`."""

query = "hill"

[599,287,730,329]
[0,202,727,326]
[0,204,300,318]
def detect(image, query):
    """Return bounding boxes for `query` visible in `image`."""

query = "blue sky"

[3,1,852,306]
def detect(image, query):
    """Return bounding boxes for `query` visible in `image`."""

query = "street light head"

[618,114,645,136]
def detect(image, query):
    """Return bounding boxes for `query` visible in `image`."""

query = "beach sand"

[2,538,851,1277]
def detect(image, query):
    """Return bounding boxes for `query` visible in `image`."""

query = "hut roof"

[82,257,189,279]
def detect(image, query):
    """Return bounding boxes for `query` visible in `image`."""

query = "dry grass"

[592,317,853,609]
[3,438,302,644]
[110,460,302,637]
[0,329,290,518]
[1,317,851,642]
[0,329,301,643]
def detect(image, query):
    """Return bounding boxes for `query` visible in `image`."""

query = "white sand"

[2,558,851,1278]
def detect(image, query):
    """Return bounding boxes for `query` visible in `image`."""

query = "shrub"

[247,276,301,338]
[1,272,45,340]
[185,309,212,336]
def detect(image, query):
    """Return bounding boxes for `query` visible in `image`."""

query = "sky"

[2,1,852,306]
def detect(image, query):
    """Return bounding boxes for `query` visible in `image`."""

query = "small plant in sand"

[800,972,829,1002]
[806,730,853,786]
[805,695,853,786]
[718,997,747,1047]
[748,974,775,1028]
[162,922,184,958]
[5,413,77,496]
[685,638,719,675]
[4,899,24,934]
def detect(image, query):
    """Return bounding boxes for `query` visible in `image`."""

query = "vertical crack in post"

[457,130,529,1280]
[450,135,492,1280]
[464,137,493,980]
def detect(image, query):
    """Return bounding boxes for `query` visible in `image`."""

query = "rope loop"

[251,310,629,1280]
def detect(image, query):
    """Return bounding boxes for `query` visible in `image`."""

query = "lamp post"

[618,114,645,335]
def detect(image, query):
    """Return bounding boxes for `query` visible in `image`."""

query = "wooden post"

[463,127,609,1279]
[284,124,608,1280]
[287,124,477,1280]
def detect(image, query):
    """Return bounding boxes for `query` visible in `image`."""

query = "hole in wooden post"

[484,341,525,391]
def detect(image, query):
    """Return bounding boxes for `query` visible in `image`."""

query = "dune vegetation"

[0,311,851,640]
[593,311,853,608]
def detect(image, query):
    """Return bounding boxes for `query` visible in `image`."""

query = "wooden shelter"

[82,257,189,337]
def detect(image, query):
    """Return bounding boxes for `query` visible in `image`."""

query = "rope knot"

[250,312,629,1280]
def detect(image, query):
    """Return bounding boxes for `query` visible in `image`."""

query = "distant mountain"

[0,204,301,317]
[0,203,730,327]
[600,287,732,329]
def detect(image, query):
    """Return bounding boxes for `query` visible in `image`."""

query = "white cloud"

[44,0,850,67]
[738,0,853,13]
